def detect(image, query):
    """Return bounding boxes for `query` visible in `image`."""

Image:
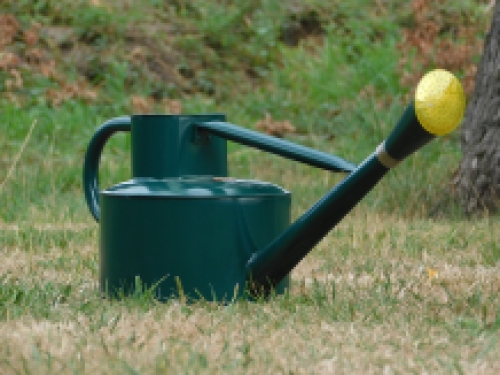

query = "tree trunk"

[455,1,500,214]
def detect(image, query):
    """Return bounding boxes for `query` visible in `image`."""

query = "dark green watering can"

[83,69,466,301]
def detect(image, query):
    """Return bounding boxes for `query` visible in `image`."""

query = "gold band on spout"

[375,142,399,169]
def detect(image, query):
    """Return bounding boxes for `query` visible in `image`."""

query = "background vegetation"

[1,0,499,373]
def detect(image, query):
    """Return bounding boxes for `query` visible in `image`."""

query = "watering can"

[83,69,465,301]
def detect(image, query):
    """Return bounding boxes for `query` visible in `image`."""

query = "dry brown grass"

[1,209,499,374]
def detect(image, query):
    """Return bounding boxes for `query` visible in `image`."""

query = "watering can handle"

[83,116,131,222]
[196,122,357,173]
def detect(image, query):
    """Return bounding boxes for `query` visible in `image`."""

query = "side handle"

[83,116,131,222]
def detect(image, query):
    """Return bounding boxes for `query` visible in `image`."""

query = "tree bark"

[455,1,500,214]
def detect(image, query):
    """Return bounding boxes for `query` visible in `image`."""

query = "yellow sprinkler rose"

[415,69,466,136]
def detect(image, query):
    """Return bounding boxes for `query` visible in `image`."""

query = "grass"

[1,0,499,373]
[1,211,500,373]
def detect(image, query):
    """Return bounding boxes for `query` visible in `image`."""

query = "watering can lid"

[102,177,290,198]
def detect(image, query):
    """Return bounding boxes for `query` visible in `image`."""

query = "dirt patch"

[0,11,193,107]
[398,0,492,97]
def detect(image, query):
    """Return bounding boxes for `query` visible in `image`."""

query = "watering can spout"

[245,69,467,292]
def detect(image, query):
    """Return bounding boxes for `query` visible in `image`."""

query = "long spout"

[246,69,466,292]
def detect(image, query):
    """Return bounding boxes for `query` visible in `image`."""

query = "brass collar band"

[375,142,400,169]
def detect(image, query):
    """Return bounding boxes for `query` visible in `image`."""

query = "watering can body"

[83,70,466,301]
[99,176,291,300]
